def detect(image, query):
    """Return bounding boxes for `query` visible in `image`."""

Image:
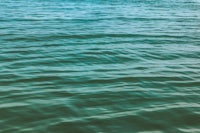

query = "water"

[1,0,200,132]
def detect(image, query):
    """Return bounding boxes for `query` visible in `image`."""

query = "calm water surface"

[0,0,200,132]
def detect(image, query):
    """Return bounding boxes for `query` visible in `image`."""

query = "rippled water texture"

[1,0,200,132]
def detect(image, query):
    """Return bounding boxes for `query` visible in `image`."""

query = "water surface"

[0,0,200,132]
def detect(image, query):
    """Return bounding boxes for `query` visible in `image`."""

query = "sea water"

[0,0,200,132]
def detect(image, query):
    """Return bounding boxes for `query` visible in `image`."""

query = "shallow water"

[0,0,200,132]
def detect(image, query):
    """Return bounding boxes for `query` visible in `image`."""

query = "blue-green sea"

[1,0,200,132]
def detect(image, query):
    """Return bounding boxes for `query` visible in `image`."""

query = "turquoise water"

[1,0,200,132]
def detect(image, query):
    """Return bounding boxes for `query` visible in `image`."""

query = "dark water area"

[1,0,200,132]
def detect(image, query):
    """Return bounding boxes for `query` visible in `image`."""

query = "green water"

[0,0,200,132]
